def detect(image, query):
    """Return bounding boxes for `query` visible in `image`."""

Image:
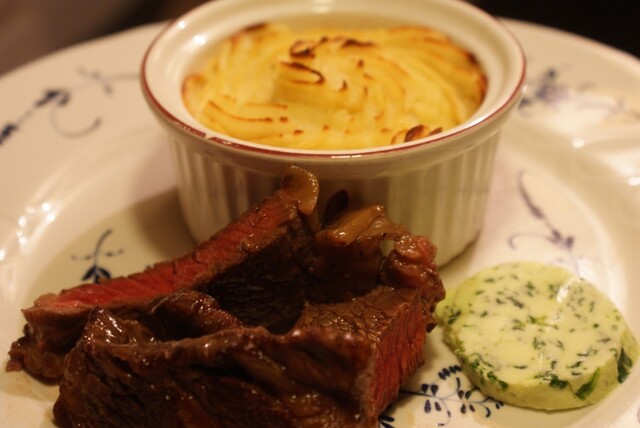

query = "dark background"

[473,0,639,57]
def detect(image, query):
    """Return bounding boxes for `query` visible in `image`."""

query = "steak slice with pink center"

[7,167,318,380]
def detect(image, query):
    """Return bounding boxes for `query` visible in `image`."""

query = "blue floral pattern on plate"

[0,68,137,146]
[72,228,123,283]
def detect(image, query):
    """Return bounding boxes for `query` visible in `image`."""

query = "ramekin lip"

[140,0,527,161]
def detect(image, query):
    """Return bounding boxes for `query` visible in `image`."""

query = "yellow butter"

[435,261,638,410]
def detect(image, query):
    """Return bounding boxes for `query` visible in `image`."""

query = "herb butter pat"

[435,261,638,410]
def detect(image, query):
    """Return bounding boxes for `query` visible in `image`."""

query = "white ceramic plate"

[0,20,639,427]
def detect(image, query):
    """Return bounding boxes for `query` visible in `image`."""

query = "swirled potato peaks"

[182,23,486,150]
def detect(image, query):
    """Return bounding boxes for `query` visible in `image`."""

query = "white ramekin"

[141,0,526,264]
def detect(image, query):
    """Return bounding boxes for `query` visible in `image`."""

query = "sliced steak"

[54,284,431,427]
[7,167,319,380]
[307,204,406,303]
[140,290,245,338]
[294,286,430,416]
[381,234,445,332]
[53,215,445,427]
[7,165,446,428]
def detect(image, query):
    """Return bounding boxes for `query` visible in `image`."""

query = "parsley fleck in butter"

[435,261,638,410]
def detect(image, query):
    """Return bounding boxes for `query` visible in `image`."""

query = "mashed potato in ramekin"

[182,23,486,150]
